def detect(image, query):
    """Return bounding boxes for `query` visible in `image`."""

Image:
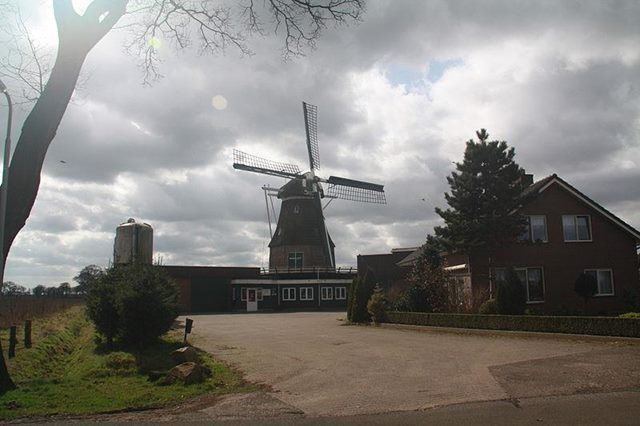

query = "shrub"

[478,298,498,314]
[386,311,640,338]
[367,284,387,325]
[496,268,526,315]
[346,276,358,322]
[622,289,639,311]
[86,264,179,347]
[619,312,640,319]
[574,272,598,314]
[397,245,466,313]
[349,271,375,323]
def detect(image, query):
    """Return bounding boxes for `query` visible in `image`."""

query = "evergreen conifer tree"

[435,129,529,252]
[435,130,530,299]
[495,267,526,315]
[350,271,376,323]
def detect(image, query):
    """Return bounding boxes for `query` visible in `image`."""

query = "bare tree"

[0,0,364,392]
[0,0,364,266]
[0,6,54,104]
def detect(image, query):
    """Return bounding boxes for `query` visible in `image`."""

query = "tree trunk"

[2,0,127,260]
[2,47,87,259]
[0,0,127,390]
[0,339,15,393]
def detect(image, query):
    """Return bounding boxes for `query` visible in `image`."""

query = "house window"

[585,269,614,296]
[293,204,300,214]
[300,287,314,301]
[257,288,263,301]
[288,252,303,268]
[496,267,545,303]
[321,287,333,300]
[521,215,548,242]
[335,286,347,300]
[282,287,296,301]
[562,215,591,241]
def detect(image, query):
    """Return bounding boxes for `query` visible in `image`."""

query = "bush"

[386,311,640,338]
[367,285,387,325]
[478,298,498,314]
[396,245,466,313]
[496,268,526,315]
[348,271,375,323]
[619,312,640,319]
[86,264,179,347]
[622,289,639,311]
[575,272,598,314]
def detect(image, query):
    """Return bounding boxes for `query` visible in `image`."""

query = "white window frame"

[523,215,548,243]
[562,214,592,242]
[321,286,333,300]
[282,287,296,301]
[288,252,304,269]
[257,288,263,301]
[300,287,314,301]
[335,286,347,300]
[584,268,615,296]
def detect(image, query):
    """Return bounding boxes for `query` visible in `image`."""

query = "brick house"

[373,174,640,314]
[467,174,640,314]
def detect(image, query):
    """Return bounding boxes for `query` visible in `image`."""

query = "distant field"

[0,297,84,328]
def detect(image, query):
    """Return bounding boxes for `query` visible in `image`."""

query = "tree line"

[1,264,104,297]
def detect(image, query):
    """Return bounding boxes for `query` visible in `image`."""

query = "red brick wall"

[470,182,639,314]
[175,277,191,312]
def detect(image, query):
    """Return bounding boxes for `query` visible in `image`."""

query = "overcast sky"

[2,0,640,288]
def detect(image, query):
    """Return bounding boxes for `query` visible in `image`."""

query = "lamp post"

[0,78,12,284]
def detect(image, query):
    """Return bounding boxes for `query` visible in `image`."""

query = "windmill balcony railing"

[260,266,356,276]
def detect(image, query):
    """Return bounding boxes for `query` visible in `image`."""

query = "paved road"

[188,312,640,417]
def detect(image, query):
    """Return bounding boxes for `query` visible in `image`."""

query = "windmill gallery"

[117,102,387,313]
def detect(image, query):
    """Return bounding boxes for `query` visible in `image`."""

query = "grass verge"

[0,306,253,420]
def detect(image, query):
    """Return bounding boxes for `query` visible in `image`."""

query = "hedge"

[386,311,640,338]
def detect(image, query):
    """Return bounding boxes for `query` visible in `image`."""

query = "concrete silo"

[113,218,153,265]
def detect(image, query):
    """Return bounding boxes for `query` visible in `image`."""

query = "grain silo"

[113,218,153,265]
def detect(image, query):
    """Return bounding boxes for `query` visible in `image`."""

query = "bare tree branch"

[0,6,54,104]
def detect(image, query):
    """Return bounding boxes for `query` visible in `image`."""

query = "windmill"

[233,102,386,270]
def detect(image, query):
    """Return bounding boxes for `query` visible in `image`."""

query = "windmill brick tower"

[233,102,386,271]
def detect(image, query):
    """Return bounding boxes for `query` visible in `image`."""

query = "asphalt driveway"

[189,312,640,417]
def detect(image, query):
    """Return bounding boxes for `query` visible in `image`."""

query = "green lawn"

[0,306,253,420]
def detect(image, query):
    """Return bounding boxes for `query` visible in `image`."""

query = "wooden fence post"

[8,326,17,358]
[24,320,32,348]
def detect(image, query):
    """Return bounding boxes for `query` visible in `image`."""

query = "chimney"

[523,174,534,187]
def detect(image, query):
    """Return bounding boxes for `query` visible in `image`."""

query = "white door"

[246,288,258,312]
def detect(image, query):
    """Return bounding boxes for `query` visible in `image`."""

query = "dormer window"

[562,215,591,241]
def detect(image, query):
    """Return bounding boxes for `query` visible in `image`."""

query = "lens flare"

[148,37,162,49]
[211,95,228,110]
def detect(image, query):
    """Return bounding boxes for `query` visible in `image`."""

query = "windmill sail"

[232,100,386,272]
[303,102,320,171]
[326,175,386,204]
[233,149,302,179]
